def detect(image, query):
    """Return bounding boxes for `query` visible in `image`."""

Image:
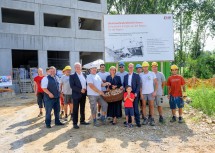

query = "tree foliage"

[107,0,215,78]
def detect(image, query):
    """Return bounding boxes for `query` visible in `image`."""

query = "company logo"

[164,16,171,20]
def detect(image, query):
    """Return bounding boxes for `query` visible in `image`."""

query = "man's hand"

[135,93,137,97]
[81,88,86,93]
[99,91,104,96]
[105,82,111,86]
[152,91,157,97]
[140,94,144,100]
[48,93,54,98]
[112,85,117,89]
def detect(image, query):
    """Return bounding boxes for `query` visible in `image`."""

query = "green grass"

[187,87,215,116]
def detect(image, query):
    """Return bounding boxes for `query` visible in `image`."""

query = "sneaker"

[178,117,184,123]
[38,112,43,117]
[64,114,68,121]
[124,123,129,127]
[101,116,106,125]
[60,111,64,119]
[142,118,148,125]
[94,122,100,127]
[159,116,164,123]
[150,118,155,126]
[129,124,134,128]
[97,112,101,118]
[170,116,177,122]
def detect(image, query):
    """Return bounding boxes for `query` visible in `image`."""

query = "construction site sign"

[104,14,174,62]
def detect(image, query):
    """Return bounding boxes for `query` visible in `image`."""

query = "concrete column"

[69,51,80,72]
[0,49,12,76]
[38,50,48,72]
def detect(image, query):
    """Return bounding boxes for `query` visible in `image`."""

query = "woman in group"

[106,66,123,125]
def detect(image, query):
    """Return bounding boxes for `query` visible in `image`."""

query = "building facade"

[0,0,107,75]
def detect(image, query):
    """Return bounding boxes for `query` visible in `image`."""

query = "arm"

[60,83,63,93]
[152,78,158,97]
[42,88,54,98]
[34,81,37,94]
[69,75,82,93]
[88,83,104,95]
[135,74,140,96]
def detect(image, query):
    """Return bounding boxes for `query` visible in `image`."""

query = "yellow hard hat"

[171,65,178,70]
[142,61,149,67]
[64,65,72,71]
[151,62,158,67]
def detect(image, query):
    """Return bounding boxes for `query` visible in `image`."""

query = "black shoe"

[112,122,116,125]
[80,121,90,125]
[73,125,80,129]
[150,118,155,126]
[109,120,113,123]
[137,124,141,127]
[55,122,64,126]
[159,116,164,123]
[46,125,51,128]
[170,116,177,122]
[178,117,184,123]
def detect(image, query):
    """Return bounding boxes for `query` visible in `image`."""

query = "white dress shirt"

[128,72,133,86]
[77,72,86,89]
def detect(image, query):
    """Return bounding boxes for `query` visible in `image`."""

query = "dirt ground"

[0,93,214,153]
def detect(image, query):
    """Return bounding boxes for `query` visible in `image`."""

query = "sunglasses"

[119,66,124,68]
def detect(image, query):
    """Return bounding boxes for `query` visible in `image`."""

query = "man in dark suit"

[123,63,141,127]
[70,62,89,129]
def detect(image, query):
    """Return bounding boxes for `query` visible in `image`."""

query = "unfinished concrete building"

[0,0,106,92]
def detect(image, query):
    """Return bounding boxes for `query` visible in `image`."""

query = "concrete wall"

[0,0,106,75]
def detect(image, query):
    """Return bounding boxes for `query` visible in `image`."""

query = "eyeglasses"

[119,66,124,68]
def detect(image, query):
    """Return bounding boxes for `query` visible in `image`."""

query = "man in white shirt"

[41,66,64,128]
[70,62,89,129]
[97,64,109,118]
[140,62,158,126]
[151,62,166,123]
[87,64,111,127]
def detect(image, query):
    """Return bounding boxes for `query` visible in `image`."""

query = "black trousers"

[73,95,86,125]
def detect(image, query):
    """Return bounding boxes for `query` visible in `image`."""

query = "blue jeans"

[128,97,140,125]
[44,98,61,126]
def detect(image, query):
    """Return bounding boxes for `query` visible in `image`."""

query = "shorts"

[125,107,134,116]
[143,93,155,101]
[37,92,44,108]
[154,95,163,107]
[64,94,73,104]
[169,95,184,109]
[88,95,108,115]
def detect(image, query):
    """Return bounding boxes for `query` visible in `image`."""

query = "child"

[124,85,135,127]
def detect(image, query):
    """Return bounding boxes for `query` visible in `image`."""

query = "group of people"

[33,61,186,129]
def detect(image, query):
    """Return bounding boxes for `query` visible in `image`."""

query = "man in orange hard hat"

[167,65,186,123]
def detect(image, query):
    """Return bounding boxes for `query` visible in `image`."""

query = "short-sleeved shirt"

[116,71,128,84]
[167,75,185,97]
[60,75,72,95]
[154,71,166,96]
[97,71,110,91]
[34,76,44,93]
[139,71,157,94]
[87,74,102,96]
[41,75,60,90]
[124,92,135,108]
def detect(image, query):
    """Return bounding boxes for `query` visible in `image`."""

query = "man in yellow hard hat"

[167,64,186,123]
[60,65,73,122]
[151,62,166,123]
[140,61,158,126]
